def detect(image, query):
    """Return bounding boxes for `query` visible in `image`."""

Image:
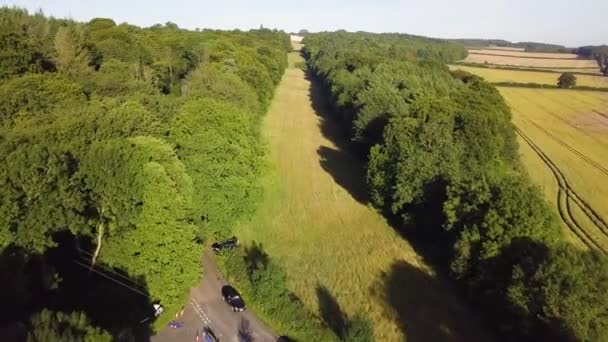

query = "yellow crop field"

[463,53,599,69]
[498,87,608,252]
[468,49,580,59]
[450,65,608,87]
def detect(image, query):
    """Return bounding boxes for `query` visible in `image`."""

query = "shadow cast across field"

[305,71,370,205]
[316,286,347,339]
[316,285,374,341]
[375,260,483,342]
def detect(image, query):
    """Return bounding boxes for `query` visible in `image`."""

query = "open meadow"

[450,65,608,87]
[231,47,494,341]
[498,87,608,252]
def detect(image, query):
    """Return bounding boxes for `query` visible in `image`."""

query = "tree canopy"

[305,31,608,341]
[0,7,289,339]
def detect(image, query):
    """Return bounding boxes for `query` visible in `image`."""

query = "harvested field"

[468,49,579,59]
[498,87,608,252]
[463,53,599,69]
[450,65,608,87]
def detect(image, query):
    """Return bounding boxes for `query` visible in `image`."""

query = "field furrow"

[515,126,608,253]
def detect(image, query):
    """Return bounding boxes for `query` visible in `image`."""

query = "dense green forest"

[304,31,608,341]
[0,7,288,340]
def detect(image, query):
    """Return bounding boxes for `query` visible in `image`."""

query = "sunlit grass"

[231,49,494,341]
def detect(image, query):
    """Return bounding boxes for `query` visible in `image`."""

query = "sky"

[2,0,606,47]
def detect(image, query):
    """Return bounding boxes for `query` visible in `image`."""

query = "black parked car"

[221,285,246,312]
[211,236,239,253]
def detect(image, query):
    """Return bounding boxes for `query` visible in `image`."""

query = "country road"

[151,250,276,342]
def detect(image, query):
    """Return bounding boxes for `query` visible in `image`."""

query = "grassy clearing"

[498,87,608,251]
[450,65,608,87]
[231,48,494,341]
[463,52,599,69]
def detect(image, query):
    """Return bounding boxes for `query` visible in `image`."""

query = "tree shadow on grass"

[374,260,491,342]
[316,285,374,341]
[243,241,270,277]
[317,145,370,204]
[304,70,371,205]
[316,285,347,339]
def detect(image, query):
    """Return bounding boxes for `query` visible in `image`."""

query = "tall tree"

[53,26,91,78]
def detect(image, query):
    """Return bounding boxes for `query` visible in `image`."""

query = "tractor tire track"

[525,119,608,176]
[516,124,608,234]
[515,126,608,254]
[514,90,608,147]
[593,110,608,121]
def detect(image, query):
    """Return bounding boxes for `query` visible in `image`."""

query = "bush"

[216,243,338,341]
[558,72,577,88]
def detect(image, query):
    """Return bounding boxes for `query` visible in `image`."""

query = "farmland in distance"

[499,87,608,252]
[450,65,608,87]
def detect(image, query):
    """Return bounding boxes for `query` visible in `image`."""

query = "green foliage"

[181,64,260,114]
[98,138,200,327]
[508,245,608,341]
[557,72,577,88]
[0,6,288,338]
[306,31,601,341]
[444,175,561,282]
[27,309,111,342]
[343,314,374,342]
[217,244,339,341]
[53,26,92,79]
[0,73,85,125]
[170,98,263,237]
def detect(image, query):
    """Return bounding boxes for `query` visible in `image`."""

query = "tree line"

[0,7,289,340]
[575,45,608,76]
[450,38,572,53]
[304,31,608,341]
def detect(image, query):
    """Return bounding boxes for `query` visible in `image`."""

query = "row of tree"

[0,7,289,340]
[575,45,608,75]
[304,31,608,341]
[451,38,571,53]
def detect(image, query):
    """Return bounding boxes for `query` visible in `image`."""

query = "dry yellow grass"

[449,65,608,87]
[499,87,608,251]
[291,41,303,52]
[468,49,579,59]
[463,53,599,69]
[233,47,494,341]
